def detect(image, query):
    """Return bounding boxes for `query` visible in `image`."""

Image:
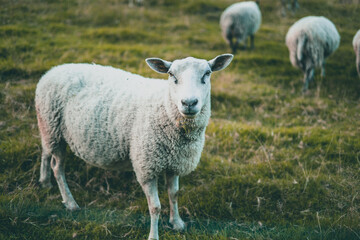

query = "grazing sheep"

[35,54,233,240]
[281,0,299,16]
[353,30,360,77]
[285,16,340,92]
[220,1,262,53]
[129,0,143,7]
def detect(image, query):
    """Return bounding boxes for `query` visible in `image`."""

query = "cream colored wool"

[35,54,233,240]
[285,16,340,91]
[220,1,261,53]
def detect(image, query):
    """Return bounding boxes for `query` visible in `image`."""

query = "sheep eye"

[168,72,178,84]
[201,71,211,84]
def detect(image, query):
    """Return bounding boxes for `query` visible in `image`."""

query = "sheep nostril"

[181,98,198,107]
[191,99,198,107]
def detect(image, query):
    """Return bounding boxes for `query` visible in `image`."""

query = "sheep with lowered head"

[220,1,261,53]
[280,0,299,16]
[35,54,233,240]
[285,16,340,92]
[353,30,360,77]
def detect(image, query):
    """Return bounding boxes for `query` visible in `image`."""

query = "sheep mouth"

[180,111,198,119]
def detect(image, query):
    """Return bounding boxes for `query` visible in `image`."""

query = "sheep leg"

[293,0,299,10]
[281,0,287,16]
[166,174,185,231]
[250,35,255,50]
[39,149,52,188]
[142,178,161,240]
[356,50,360,77]
[37,112,53,188]
[241,37,247,50]
[321,60,326,78]
[229,39,236,54]
[51,149,80,211]
[227,34,237,54]
[303,67,314,92]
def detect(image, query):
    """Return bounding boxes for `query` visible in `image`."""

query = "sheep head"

[146,54,233,119]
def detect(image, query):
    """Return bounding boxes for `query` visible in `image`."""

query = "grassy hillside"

[1,0,360,239]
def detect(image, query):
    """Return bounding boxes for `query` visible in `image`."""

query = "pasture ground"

[1,0,360,239]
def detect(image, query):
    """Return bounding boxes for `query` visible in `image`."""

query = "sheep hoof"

[170,218,185,231]
[239,46,247,51]
[39,180,52,189]
[64,202,80,211]
[148,237,159,240]
[302,89,312,97]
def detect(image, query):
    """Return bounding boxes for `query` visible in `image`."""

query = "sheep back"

[286,16,340,69]
[220,1,261,43]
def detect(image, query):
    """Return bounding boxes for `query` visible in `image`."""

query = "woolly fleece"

[285,16,340,70]
[220,1,261,46]
[35,62,211,185]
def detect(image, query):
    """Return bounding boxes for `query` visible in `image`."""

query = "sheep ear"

[208,54,233,72]
[145,58,172,73]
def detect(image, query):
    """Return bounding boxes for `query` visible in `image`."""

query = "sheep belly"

[62,87,136,171]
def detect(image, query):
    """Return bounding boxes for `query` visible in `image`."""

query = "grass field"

[1,0,360,239]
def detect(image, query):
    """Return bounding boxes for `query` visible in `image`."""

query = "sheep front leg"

[51,149,80,211]
[166,174,185,231]
[142,178,161,240]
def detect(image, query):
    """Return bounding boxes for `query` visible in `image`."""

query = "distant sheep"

[281,0,299,16]
[353,30,360,77]
[285,16,340,92]
[35,54,233,240]
[129,0,143,7]
[220,1,262,53]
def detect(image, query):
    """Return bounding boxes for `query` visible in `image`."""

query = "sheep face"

[167,58,211,119]
[146,54,233,119]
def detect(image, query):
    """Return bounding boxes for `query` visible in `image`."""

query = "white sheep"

[35,54,233,240]
[129,0,143,7]
[280,0,299,16]
[220,1,262,53]
[353,30,360,77]
[285,16,340,92]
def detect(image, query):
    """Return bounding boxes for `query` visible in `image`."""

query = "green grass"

[1,0,360,239]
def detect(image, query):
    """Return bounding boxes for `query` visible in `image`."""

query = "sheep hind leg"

[240,37,247,51]
[51,147,80,211]
[166,174,185,231]
[142,178,161,240]
[250,35,255,50]
[303,67,314,93]
[293,0,299,11]
[39,149,52,188]
[229,40,236,54]
[356,53,360,77]
[227,34,237,54]
[231,41,238,54]
[37,112,53,188]
[321,60,326,78]
[280,0,287,16]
